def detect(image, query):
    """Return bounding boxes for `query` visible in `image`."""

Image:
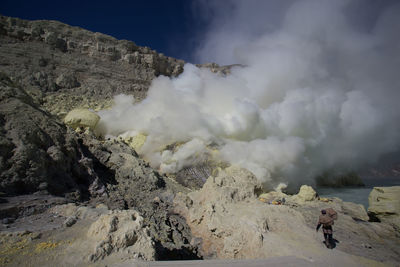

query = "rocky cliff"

[0,73,95,197]
[0,15,184,117]
[0,14,201,263]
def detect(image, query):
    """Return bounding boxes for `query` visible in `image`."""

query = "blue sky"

[0,0,202,62]
[1,0,398,65]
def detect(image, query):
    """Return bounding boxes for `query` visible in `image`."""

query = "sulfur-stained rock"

[368,186,400,229]
[121,133,147,152]
[174,167,400,264]
[64,108,100,130]
[293,185,317,202]
[259,183,288,204]
[174,166,322,259]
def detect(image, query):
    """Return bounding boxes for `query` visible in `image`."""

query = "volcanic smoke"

[97,0,400,189]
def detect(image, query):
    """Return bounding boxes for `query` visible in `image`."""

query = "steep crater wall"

[0,15,184,116]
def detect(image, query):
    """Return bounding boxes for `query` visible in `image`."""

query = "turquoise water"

[317,177,400,209]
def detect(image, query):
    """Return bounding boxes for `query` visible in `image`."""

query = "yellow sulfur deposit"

[35,241,61,253]
[258,197,268,203]
[123,133,147,152]
[0,238,28,255]
[319,197,331,202]
[64,108,100,130]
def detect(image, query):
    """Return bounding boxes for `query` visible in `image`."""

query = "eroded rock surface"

[83,135,200,259]
[0,72,199,261]
[0,74,103,198]
[0,15,185,117]
[87,210,155,262]
[368,186,400,229]
[175,168,400,264]
[175,167,322,259]
[0,204,151,266]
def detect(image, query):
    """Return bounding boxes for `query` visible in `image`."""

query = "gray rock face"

[81,135,200,260]
[55,73,80,89]
[63,216,77,227]
[174,162,216,190]
[0,15,185,117]
[0,74,94,197]
[0,72,199,259]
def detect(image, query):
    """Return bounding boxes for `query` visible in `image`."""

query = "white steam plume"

[97,0,400,188]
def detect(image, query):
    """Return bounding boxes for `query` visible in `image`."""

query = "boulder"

[64,108,100,130]
[55,73,80,89]
[368,186,400,229]
[30,71,57,92]
[87,209,155,262]
[44,32,67,52]
[63,216,77,227]
[294,185,317,202]
[341,201,369,221]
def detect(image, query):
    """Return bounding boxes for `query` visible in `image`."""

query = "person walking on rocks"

[316,209,337,249]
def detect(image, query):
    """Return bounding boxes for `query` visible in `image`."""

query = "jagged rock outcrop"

[0,15,184,117]
[0,73,105,198]
[368,186,400,230]
[0,72,199,261]
[79,135,200,260]
[0,72,199,260]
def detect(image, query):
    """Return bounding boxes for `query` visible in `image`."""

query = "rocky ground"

[1,170,399,266]
[0,15,399,267]
[174,167,400,265]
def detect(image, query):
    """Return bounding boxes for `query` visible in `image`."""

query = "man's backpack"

[326,208,338,220]
[319,214,334,226]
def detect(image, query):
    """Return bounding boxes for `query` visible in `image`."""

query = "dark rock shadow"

[154,241,203,261]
